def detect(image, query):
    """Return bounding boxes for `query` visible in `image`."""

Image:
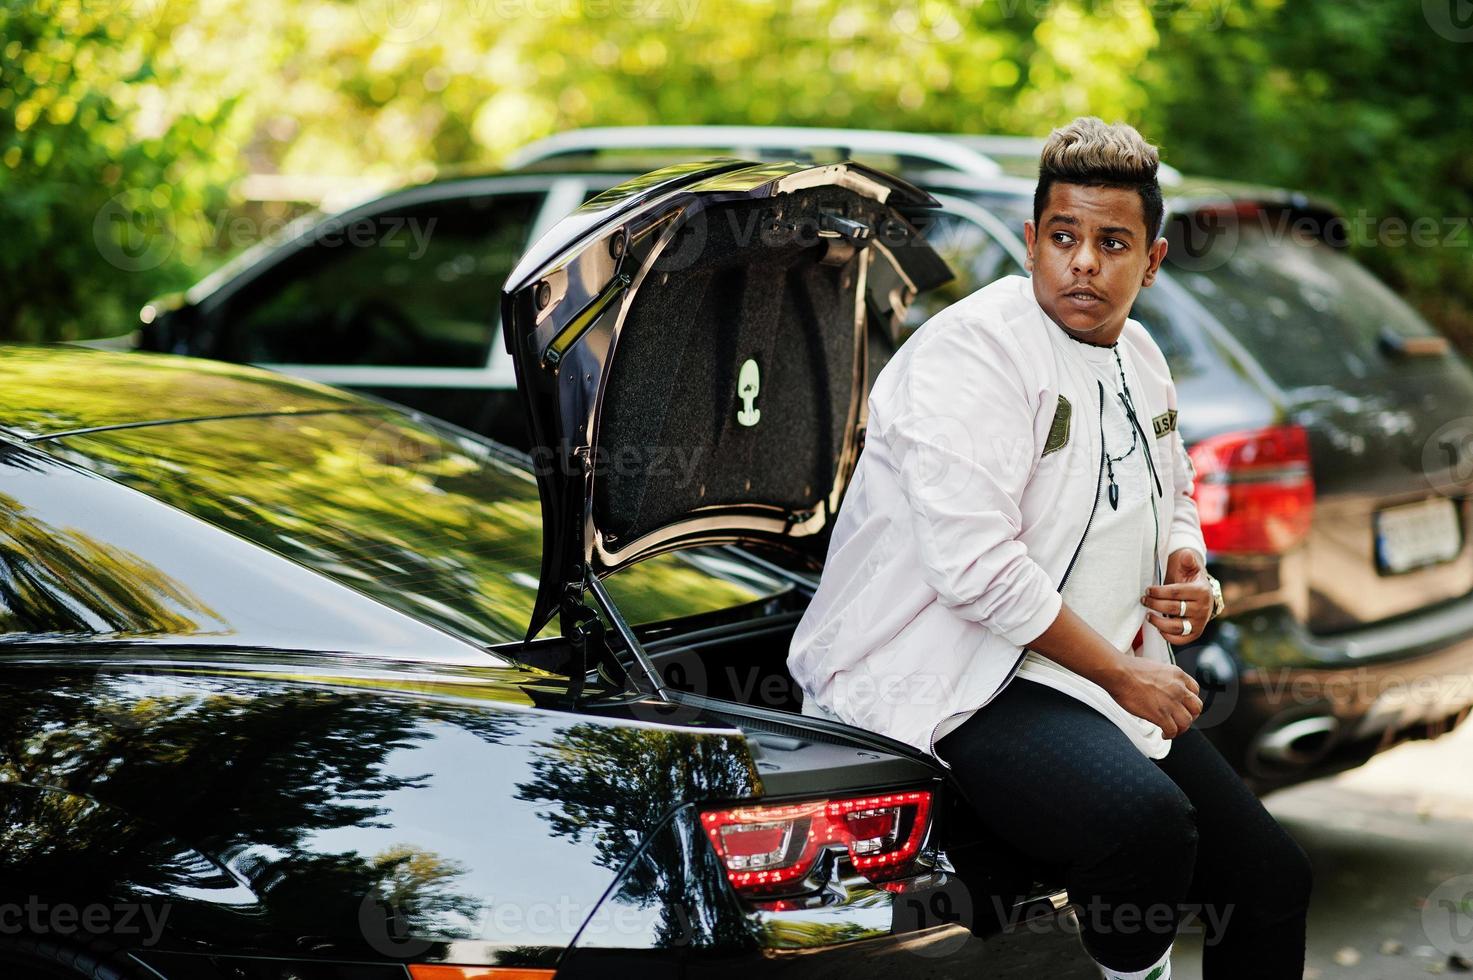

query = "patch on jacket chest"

[1152,409,1178,438]
[1042,394,1071,456]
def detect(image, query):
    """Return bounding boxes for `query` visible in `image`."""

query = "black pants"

[934,675,1313,977]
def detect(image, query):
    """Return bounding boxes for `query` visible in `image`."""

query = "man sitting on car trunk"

[788,117,1313,979]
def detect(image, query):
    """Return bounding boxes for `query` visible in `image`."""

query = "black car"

[0,161,1099,978]
[132,170,636,451]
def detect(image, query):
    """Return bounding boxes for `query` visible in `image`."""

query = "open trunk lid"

[500,159,951,638]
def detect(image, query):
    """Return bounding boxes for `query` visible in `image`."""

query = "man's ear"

[1022,220,1037,273]
[1141,236,1168,287]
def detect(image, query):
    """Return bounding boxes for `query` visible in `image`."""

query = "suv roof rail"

[944,134,1184,186]
[504,125,1005,178]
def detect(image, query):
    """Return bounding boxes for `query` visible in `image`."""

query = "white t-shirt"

[934,325,1171,758]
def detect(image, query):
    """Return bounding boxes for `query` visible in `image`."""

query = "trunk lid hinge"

[557,572,671,707]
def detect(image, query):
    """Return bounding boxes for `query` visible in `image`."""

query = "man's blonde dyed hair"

[1033,116,1165,240]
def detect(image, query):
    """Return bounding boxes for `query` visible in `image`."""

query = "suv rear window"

[1168,216,1448,389]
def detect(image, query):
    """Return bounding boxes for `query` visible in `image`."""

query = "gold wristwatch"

[1206,573,1226,620]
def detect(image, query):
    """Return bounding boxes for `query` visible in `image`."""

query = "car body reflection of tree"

[0,488,225,637]
[516,723,759,949]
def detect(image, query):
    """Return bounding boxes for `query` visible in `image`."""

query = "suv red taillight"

[699,790,933,896]
[1189,424,1314,555]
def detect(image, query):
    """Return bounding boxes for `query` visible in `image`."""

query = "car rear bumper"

[555,899,1098,980]
[552,802,1098,978]
[1189,599,1473,789]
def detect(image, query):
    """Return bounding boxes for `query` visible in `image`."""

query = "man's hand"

[1142,548,1213,645]
[1103,657,1202,738]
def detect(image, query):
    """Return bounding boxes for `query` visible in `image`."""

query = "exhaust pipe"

[1250,714,1341,768]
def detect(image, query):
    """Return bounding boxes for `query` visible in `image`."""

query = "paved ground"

[1172,722,1473,978]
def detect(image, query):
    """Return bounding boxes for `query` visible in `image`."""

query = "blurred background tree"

[2,0,1470,346]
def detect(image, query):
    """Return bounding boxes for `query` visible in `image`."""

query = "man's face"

[1023,182,1168,345]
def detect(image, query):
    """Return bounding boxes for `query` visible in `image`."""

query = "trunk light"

[699,790,932,896]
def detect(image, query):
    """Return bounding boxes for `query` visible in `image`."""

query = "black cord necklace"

[1102,347,1137,510]
[1104,420,1136,509]
[1057,324,1164,506]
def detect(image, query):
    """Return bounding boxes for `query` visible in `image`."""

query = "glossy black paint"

[0,347,792,653]
[0,344,1083,972]
[0,648,756,968]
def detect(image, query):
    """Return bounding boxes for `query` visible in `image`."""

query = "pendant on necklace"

[1108,480,1119,510]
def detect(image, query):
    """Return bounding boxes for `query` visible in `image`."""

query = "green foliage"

[3,0,1470,345]
[0,0,247,340]
[1148,0,1473,347]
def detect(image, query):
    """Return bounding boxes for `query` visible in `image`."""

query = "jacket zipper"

[1146,453,1177,667]
[1118,357,1176,668]
[1057,379,1109,593]
[928,380,1108,763]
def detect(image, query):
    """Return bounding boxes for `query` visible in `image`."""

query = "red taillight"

[699,790,933,896]
[409,968,554,980]
[1189,424,1314,554]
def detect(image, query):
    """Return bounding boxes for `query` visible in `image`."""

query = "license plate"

[1374,496,1462,574]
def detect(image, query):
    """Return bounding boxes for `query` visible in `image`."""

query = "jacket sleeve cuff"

[999,586,1063,648]
[1167,532,1208,569]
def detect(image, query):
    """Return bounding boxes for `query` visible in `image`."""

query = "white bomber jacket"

[787,274,1208,761]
